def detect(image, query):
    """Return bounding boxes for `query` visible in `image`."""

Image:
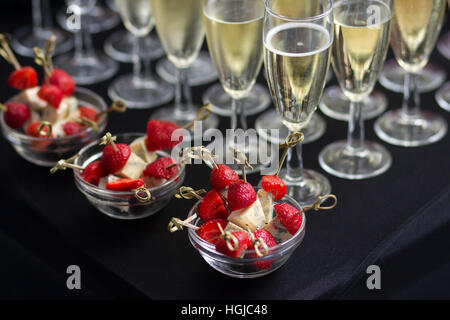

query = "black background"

[0,1,449,300]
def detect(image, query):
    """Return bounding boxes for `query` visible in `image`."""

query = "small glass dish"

[1,87,107,167]
[73,133,186,220]
[187,189,306,278]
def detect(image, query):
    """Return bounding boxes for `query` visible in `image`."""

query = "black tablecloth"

[1,2,450,300]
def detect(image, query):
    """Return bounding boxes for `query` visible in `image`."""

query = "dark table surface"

[0,2,450,300]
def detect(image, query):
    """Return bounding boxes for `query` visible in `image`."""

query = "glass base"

[379,59,446,93]
[54,52,118,85]
[277,168,331,207]
[57,5,120,34]
[436,82,450,112]
[374,109,448,147]
[319,141,392,180]
[204,135,278,175]
[438,31,450,60]
[150,105,219,141]
[255,110,326,145]
[202,83,271,117]
[319,86,387,121]
[108,74,174,109]
[11,26,73,57]
[104,30,164,63]
[156,52,218,86]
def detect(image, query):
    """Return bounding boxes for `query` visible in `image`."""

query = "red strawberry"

[81,160,107,185]
[274,203,303,235]
[145,120,182,151]
[79,106,99,122]
[8,66,38,90]
[37,84,64,109]
[101,144,131,174]
[227,180,257,212]
[49,69,75,96]
[143,157,178,180]
[26,121,53,137]
[215,231,251,258]
[62,121,83,136]
[106,178,144,191]
[249,229,277,269]
[210,164,239,192]
[198,190,229,222]
[2,102,30,129]
[261,175,287,201]
[196,219,227,244]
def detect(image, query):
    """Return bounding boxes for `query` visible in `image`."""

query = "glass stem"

[74,10,95,61]
[32,0,52,36]
[347,100,364,151]
[174,67,193,113]
[286,134,304,182]
[133,35,153,86]
[402,72,420,117]
[230,98,247,131]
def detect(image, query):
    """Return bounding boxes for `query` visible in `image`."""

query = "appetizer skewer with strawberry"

[0,34,121,139]
[168,138,338,265]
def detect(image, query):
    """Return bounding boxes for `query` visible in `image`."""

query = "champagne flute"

[264,0,334,205]
[375,0,447,147]
[108,0,173,109]
[104,0,164,63]
[54,0,118,85]
[12,0,72,57]
[319,0,393,180]
[150,0,218,131]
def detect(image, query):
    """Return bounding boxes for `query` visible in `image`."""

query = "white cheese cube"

[257,189,274,223]
[263,217,292,244]
[129,136,157,163]
[116,152,147,179]
[42,96,79,123]
[16,87,48,111]
[224,222,248,234]
[52,120,65,138]
[227,198,266,233]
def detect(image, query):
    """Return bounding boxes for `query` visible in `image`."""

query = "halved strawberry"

[146,120,182,151]
[210,164,239,192]
[227,180,257,212]
[261,175,287,201]
[274,203,303,235]
[196,219,227,244]
[8,66,38,90]
[26,121,53,137]
[37,84,64,109]
[143,157,178,180]
[79,106,99,122]
[106,178,144,191]
[49,69,75,96]
[101,144,131,174]
[198,190,229,222]
[81,160,107,185]
[249,229,277,269]
[62,121,83,136]
[215,231,251,258]
[2,102,30,129]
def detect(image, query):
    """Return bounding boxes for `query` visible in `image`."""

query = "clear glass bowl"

[1,87,107,167]
[74,133,186,220]
[187,189,306,278]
